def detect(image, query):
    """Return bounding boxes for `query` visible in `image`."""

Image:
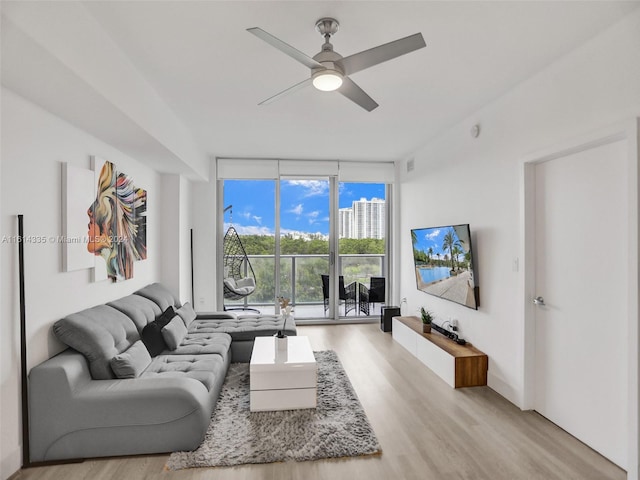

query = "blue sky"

[412,225,471,257]
[223,180,385,235]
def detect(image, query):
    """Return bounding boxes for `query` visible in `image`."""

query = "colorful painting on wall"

[88,156,147,282]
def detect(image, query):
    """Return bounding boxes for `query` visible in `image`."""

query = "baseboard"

[487,371,524,409]
[2,446,21,480]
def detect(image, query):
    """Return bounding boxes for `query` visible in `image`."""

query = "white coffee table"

[249,335,317,412]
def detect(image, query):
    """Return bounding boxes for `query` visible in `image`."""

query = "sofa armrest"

[29,349,212,462]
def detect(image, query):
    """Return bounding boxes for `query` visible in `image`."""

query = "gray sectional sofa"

[28,283,296,463]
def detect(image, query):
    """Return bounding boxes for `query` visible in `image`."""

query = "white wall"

[0,89,162,478]
[398,8,640,407]
[160,174,194,305]
[191,160,219,312]
[160,174,180,300]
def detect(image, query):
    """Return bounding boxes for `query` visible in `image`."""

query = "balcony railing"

[225,254,385,314]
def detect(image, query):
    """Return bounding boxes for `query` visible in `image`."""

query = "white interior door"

[534,139,628,469]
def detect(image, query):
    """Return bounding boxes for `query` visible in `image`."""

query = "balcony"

[224,253,386,320]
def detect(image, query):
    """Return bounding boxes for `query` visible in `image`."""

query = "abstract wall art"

[88,156,147,282]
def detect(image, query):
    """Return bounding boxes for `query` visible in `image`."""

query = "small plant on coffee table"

[420,307,433,334]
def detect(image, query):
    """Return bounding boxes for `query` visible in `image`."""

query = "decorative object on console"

[411,223,479,309]
[420,307,433,333]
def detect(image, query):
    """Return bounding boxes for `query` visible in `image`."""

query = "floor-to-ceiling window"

[279,178,331,319]
[217,159,392,321]
[221,180,276,312]
[338,182,387,317]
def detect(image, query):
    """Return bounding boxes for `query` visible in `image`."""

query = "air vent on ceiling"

[407,159,415,172]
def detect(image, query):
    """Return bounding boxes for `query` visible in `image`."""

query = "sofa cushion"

[223,277,255,295]
[170,333,232,357]
[134,283,181,311]
[53,305,139,379]
[141,307,176,357]
[141,354,227,391]
[188,315,296,341]
[108,294,162,333]
[110,340,152,378]
[176,302,197,327]
[162,316,188,351]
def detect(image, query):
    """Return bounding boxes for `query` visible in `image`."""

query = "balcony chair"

[321,274,356,316]
[358,276,386,316]
[222,225,259,312]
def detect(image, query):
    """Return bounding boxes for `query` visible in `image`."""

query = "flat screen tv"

[411,224,479,310]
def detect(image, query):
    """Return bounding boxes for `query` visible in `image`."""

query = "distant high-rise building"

[339,198,385,239]
[339,207,352,238]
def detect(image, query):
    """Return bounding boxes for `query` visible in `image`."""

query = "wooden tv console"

[392,316,488,388]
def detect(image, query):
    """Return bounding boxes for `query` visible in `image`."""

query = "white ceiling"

[10,1,640,164]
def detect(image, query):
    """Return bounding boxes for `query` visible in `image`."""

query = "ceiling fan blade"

[258,78,313,106]
[247,27,323,70]
[338,77,379,112]
[338,33,426,76]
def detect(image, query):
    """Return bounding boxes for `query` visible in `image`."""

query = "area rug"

[166,350,381,470]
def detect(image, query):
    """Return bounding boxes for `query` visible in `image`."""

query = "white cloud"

[252,215,262,225]
[289,204,304,215]
[426,229,440,240]
[307,210,320,224]
[224,223,328,240]
[230,224,273,236]
[286,180,329,197]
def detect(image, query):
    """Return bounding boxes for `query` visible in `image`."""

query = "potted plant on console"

[420,307,433,334]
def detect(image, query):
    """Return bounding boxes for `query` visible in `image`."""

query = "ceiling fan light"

[312,70,343,91]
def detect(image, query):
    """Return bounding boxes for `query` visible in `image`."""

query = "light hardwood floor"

[14,324,624,480]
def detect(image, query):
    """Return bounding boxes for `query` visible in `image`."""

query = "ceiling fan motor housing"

[315,18,339,37]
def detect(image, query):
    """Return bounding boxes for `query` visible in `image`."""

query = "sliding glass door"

[222,180,276,311]
[279,178,330,319]
[338,182,387,318]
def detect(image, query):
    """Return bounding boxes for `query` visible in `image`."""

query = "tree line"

[240,234,385,255]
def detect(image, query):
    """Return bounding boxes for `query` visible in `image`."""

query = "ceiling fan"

[247,18,426,112]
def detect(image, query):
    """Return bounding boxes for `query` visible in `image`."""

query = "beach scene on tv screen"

[411,225,477,309]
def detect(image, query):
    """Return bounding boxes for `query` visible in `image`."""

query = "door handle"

[533,296,545,306]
